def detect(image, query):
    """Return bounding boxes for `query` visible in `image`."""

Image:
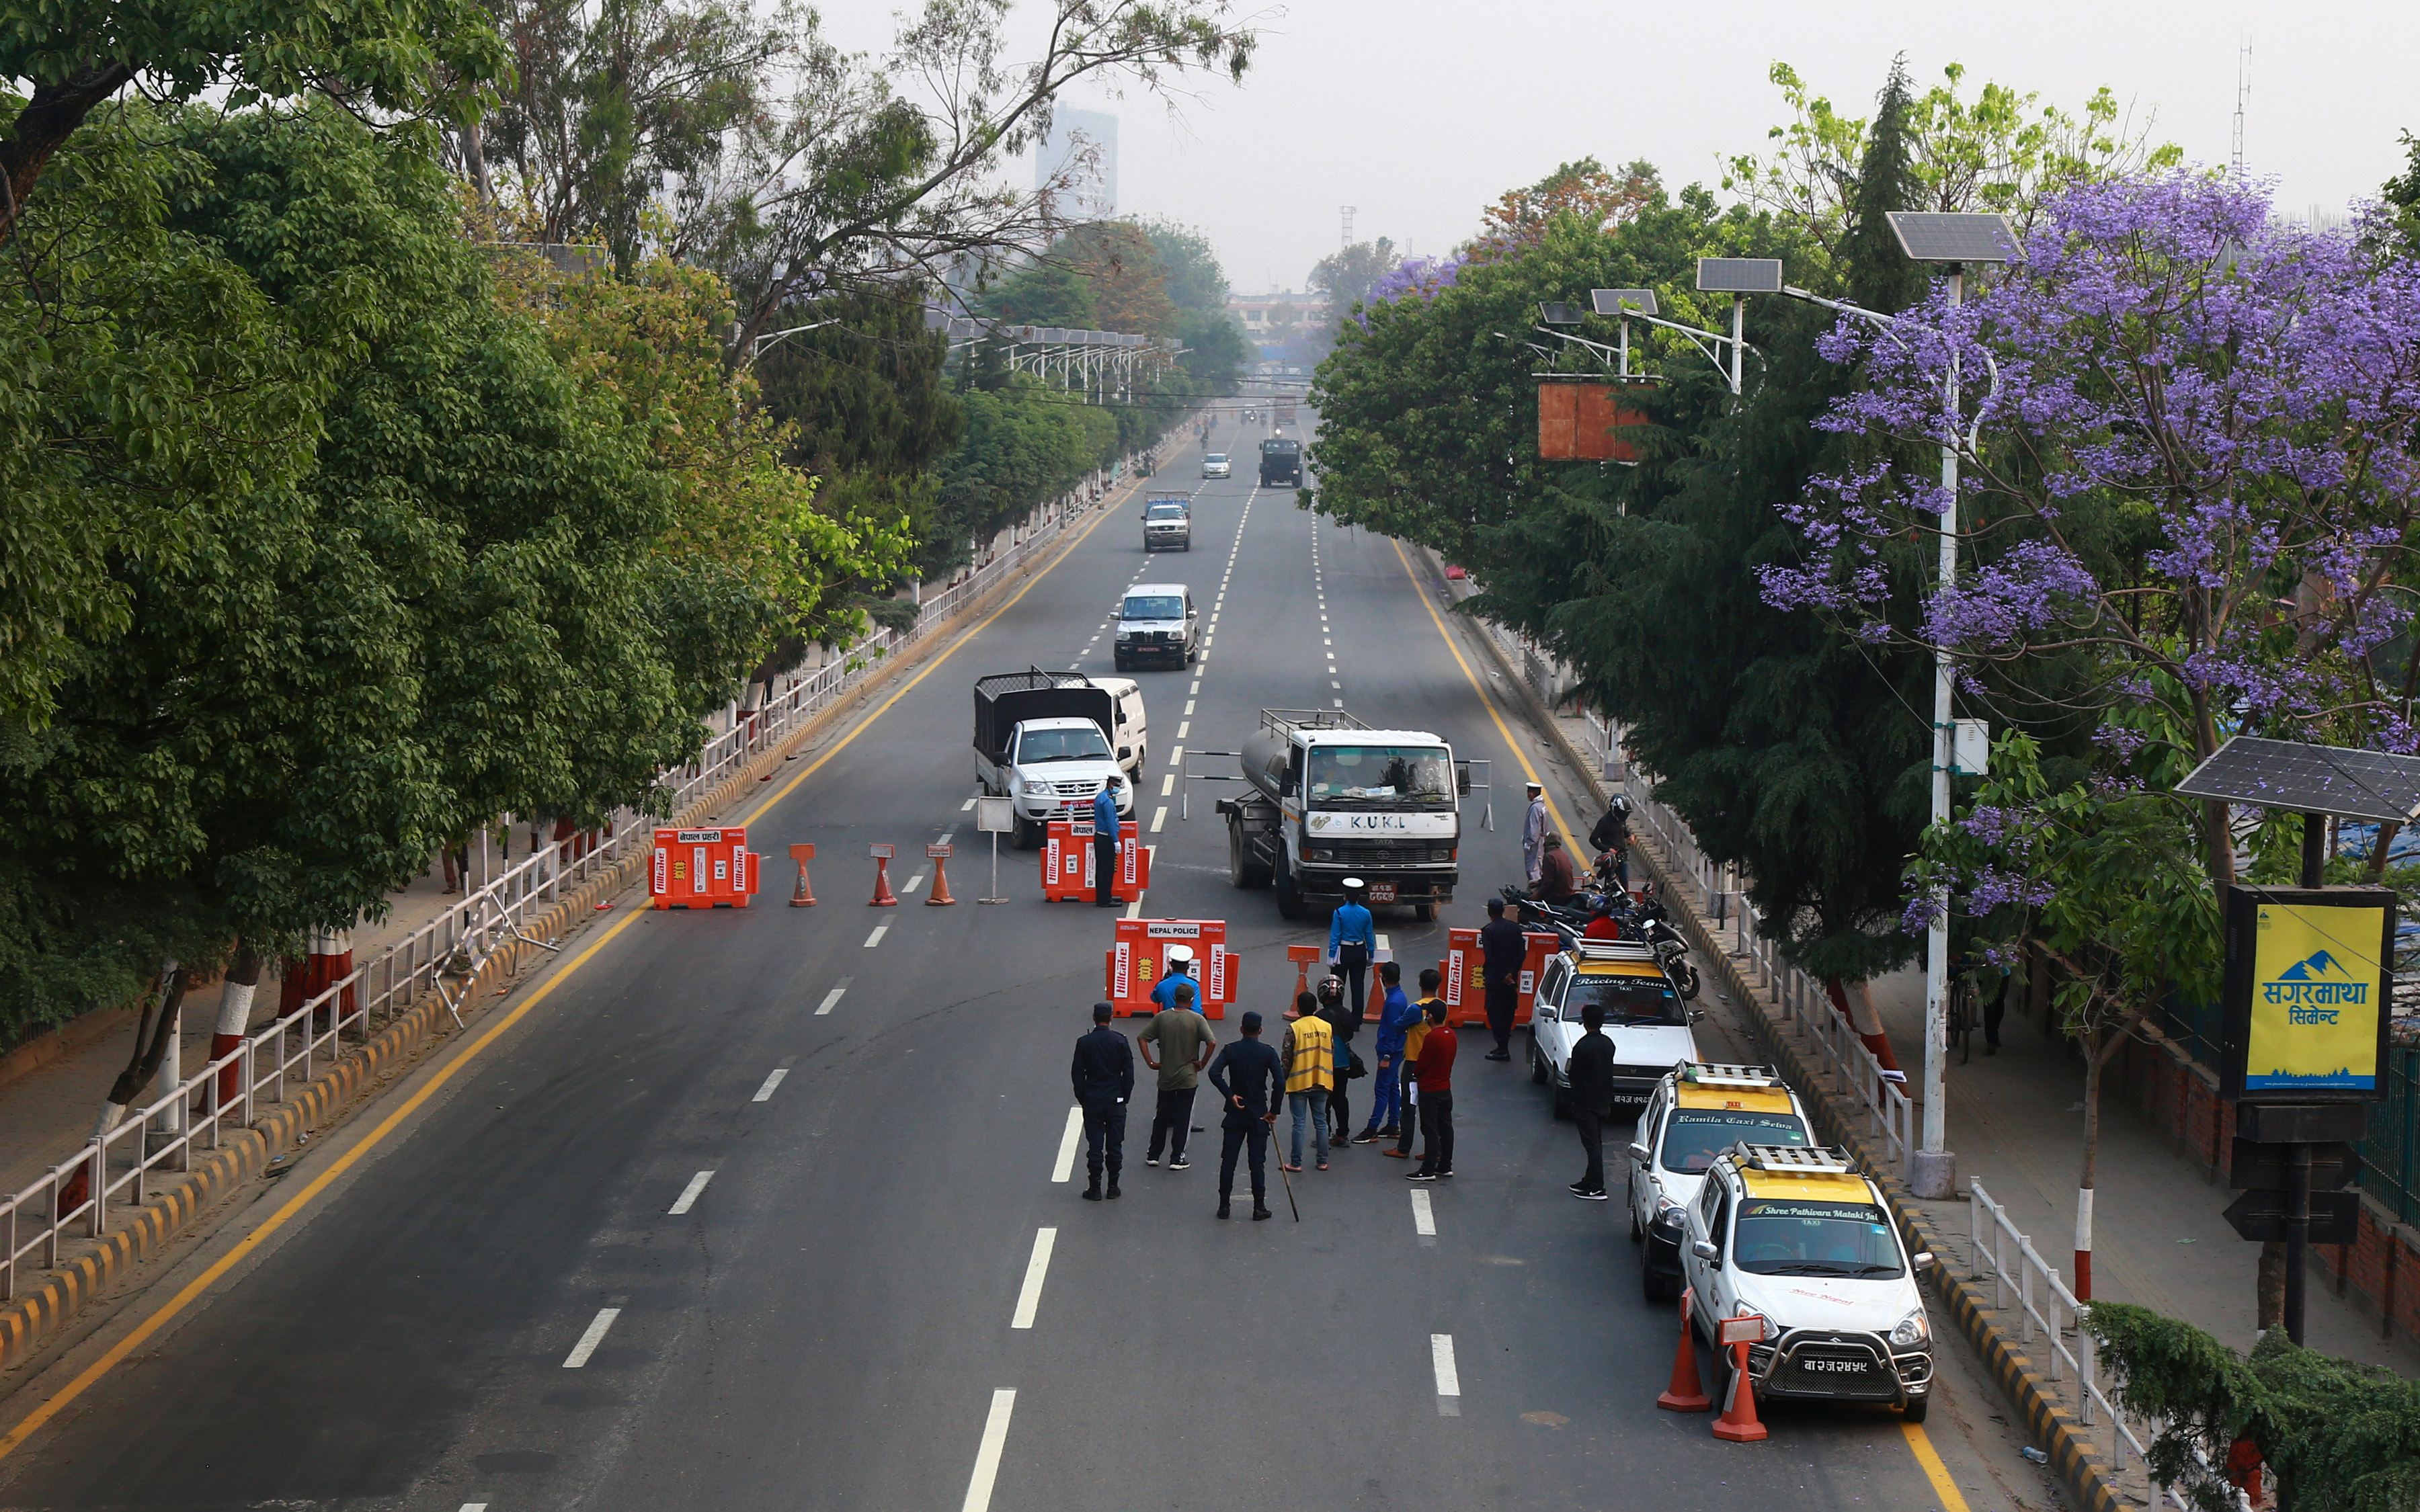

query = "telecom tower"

[1340,206,1356,251]
[2231,40,2250,177]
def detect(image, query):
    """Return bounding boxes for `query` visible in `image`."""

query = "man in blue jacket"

[1090,781,1121,907]
[1328,877,1376,1022]
[1357,960,1420,1142]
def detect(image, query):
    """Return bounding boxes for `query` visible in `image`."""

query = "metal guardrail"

[0,468,1133,1303]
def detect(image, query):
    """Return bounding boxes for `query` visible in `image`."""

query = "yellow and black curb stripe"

[1459,593,2128,1512]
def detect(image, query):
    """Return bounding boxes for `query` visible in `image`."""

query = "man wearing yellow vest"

[1280,990,1334,1173]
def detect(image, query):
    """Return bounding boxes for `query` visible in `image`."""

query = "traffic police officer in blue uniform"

[1070,1001,1134,1200]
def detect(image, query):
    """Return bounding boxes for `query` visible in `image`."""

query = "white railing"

[0,466,1135,1304]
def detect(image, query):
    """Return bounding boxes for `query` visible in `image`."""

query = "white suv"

[1629,1064,1814,1303]
[1529,939,1699,1115]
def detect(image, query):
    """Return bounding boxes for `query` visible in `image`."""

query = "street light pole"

[1913,265,1964,1200]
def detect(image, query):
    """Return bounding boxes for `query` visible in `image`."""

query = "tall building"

[1034,108,1117,220]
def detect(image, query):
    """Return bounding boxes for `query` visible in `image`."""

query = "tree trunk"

[2364,821,2401,884]
[2074,1008,2144,1302]
[0,65,138,248]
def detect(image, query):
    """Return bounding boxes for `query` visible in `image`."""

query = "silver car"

[1201,453,1231,478]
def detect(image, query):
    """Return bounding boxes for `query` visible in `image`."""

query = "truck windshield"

[1145,504,1188,520]
[1017,726,1113,763]
[1731,1199,1904,1279]
[1123,595,1186,620]
[1305,745,1452,804]
[1565,972,1683,1026]
[1659,1110,1808,1173]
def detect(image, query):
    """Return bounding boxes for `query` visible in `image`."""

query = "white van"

[1089,676,1151,779]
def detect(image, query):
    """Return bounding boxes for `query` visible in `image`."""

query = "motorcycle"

[1496,881,1701,1001]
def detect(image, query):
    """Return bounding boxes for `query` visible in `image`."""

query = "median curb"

[1438,550,2127,1512]
[0,477,1141,1387]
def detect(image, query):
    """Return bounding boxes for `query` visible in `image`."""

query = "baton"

[1272,1115,1301,1222]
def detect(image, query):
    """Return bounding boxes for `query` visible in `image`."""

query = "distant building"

[1034,108,1117,220]
[1225,290,1328,360]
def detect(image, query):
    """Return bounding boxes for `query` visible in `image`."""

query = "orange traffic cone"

[926,843,957,906]
[788,843,818,907]
[1711,1339,1768,1442]
[869,845,899,907]
[1658,1289,1712,1412]
[1285,944,1320,1018]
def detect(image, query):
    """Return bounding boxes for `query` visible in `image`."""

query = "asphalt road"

[0,404,2017,1511]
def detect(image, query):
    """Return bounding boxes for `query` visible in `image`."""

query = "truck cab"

[972,671,1139,847]
[1219,709,1459,921]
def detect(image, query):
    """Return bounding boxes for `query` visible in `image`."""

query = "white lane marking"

[1010,1228,1057,1329]
[1432,1333,1461,1412]
[864,925,888,947]
[938,829,955,846]
[1335,700,1345,708]
[815,984,848,1015]
[1051,1106,1084,1182]
[902,872,926,894]
[1324,637,1332,646]
[1189,681,1201,695]
[668,1170,717,1214]
[959,1389,1018,1512]
[1332,681,1342,689]
[1160,773,1175,796]
[1066,663,1080,671]
[460,1505,489,1511]
[1184,700,1195,715]
[752,1068,789,1101]
[962,796,979,810]
[1410,1188,1437,1236]
[1176,722,1189,739]
[563,1307,620,1368]
[1151,807,1167,833]
[1168,745,1183,765]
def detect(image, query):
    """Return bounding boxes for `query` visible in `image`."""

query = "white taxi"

[1627,1064,1814,1303]
[1677,1143,1935,1423]
[1528,939,1699,1116]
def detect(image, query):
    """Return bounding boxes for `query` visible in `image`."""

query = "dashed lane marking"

[1431,1333,1461,1413]
[563,1308,620,1368]
[902,872,926,894]
[1010,1229,1057,1329]
[752,1068,789,1101]
[959,1389,1018,1512]
[864,926,887,948]
[1410,1189,1437,1239]
[815,979,850,1015]
[668,1171,715,1215]
[1051,1106,1083,1183]
[1160,774,1174,797]
[1151,807,1166,833]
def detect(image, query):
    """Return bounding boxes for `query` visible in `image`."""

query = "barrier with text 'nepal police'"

[1041,818,1147,901]
[651,827,762,909]
[1108,919,1238,1019]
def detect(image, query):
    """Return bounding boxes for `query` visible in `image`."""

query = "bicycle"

[1945,977,1978,1065]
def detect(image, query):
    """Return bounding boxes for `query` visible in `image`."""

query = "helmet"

[1316,974,1344,1005]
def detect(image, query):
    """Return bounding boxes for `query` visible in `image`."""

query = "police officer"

[1205,1011,1284,1220]
[1478,895,1524,1062]
[1151,944,1199,1010]
[1328,878,1376,1023]
[1090,781,1122,907]
[1070,1001,1134,1200]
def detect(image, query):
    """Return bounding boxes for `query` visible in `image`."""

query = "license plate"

[1803,1358,1869,1373]
[1369,882,1398,903]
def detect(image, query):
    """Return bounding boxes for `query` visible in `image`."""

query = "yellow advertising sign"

[2243,900,2387,1093]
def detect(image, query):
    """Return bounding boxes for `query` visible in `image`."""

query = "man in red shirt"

[1581,896,1622,941]
[1405,1000,1457,1181]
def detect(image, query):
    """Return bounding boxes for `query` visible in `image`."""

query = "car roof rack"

[1729,1142,1855,1176]
[1681,1062,1782,1089]
[1570,938,1659,963]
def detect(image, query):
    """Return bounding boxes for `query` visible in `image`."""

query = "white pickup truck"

[973,670,1140,847]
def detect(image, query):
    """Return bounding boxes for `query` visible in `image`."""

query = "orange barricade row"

[652,827,760,909]
[1107,919,1238,1020]
[1042,819,1149,902]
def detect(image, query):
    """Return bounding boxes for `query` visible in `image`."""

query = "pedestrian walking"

[1328,879,1376,1021]
[1150,945,1200,1011]
[1090,784,1121,907]
[1316,974,1359,1146]
[1070,1001,1135,1200]
[1281,991,1334,1172]
[1357,962,1417,1142]
[1206,1011,1284,1220]
[1406,1000,1457,1181]
[1478,896,1525,1063]
[1139,983,1214,1169]
[1566,1003,1615,1200]
[1521,782,1547,884]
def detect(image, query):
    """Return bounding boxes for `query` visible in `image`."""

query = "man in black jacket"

[1478,896,1525,1062]
[1205,1011,1284,1220]
[1566,1003,1615,1200]
[1070,1001,1135,1200]
[1590,797,1632,889]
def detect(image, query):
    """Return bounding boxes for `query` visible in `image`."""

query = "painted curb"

[0,478,1138,1385]
[1444,555,2128,1512]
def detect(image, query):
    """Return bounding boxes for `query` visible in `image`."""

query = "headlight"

[1653,1200,1686,1229]
[1303,846,1333,862]
[1890,1310,1929,1348]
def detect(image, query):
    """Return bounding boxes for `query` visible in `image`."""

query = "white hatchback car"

[1201,453,1231,478]
[1529,939,1699,1116]
[1678,1143,1936,1423]
[1628,1064,1814,1303]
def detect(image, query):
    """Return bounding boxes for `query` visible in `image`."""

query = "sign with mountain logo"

[2220,886,2396,1104]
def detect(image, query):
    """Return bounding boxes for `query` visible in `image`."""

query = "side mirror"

[1912,1252,1935,1268]
[1691,1239,1721,1265]
[1627,1142,1651,1164]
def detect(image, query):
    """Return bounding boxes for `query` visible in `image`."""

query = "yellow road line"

[0,484,1135,1465]
[1389,538,1582,854]
[1903,1420,1975,1512]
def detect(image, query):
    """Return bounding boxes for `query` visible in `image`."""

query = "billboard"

[2220,886,2395,1103]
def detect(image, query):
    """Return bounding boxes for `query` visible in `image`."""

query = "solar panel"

[1886,212,2021,265]
[1591,288,1659,317]
[1695,258,1783,294]
[1538,301,1583,326]
[2174,735,2420,822]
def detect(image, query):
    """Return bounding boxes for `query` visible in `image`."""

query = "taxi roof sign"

[1731,1142,1855,1176]
[1571,938,1658,964]
[1683,1062,1781,1089]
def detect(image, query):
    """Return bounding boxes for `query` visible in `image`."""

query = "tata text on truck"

[973,670,1141,848]
[1217,708,1459,920]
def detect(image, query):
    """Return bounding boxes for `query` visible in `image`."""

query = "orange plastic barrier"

[1443,927,1480,1026]
[1108,918,1238,1019]
[1043,818,1148,902]
[1515,931,1559,1027]
[652,827,761,909]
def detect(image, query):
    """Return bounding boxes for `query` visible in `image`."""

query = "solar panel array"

[1695,258,1783,294]
[2175,736,2420,822]
[1590,288,1659,317]
[1884,212,2021,265]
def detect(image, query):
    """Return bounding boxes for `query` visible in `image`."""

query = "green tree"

[1309,237,1400,317]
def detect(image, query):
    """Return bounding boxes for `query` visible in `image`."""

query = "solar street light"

[1694,259,1784,294]
[1590,289,1657,317]
[1538,302,1584,326]
[1885,212,2021,266]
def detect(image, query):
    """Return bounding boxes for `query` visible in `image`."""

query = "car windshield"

[1146,504,1188,520]
[1123,595,1186,621]
[1205,454,1227,464]
[1305,745,1453,804]
[1659,1110,1808,1173]
[1016,726,1112,763]
[1732,1198,1904,1278]
[1565,972,1683,1025]
[1263,439,1300,454]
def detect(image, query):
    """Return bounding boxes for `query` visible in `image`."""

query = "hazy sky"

[992,0,2420,296]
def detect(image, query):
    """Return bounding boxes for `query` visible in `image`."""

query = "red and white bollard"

[278,925,355,1029]
[869,844,900,907]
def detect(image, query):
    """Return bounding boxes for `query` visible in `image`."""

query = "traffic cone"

[926,844,957,906]
[869,846,899,907]
[1657,1288,1711,1412]
[788,843,817,907]
[1711,1341,1768,1441]
[1285,945,1319,1019]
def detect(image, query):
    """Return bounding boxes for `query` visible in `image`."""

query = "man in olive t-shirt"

[1139,984,1215,1169]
